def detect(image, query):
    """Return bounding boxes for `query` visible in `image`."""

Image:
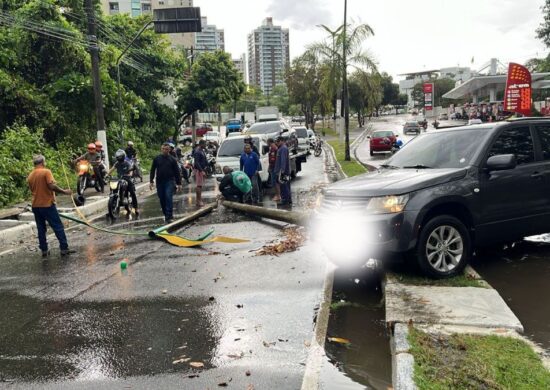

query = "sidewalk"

[0,182,151,251]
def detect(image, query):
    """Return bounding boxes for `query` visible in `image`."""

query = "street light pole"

[84,0,108,168]
[342,0,350,161]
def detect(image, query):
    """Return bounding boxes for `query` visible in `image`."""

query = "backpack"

[231,171,252,193]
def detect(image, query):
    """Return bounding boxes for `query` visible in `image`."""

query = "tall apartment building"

[233,54,247,84]
[194,17,225,52]
[247,17,290,95]
[101,0,195,48]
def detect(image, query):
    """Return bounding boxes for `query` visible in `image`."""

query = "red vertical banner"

[423,83,434,111]
[504,63,532,116]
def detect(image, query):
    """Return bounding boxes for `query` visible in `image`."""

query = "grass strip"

[327,140,367,177]
[390,272,488,288]
[408,327,550,390]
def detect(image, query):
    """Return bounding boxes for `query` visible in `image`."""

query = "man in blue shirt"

[274,136,292,206]
[240,143,261,203]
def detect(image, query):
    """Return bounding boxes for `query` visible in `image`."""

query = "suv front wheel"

[415,215,471,278]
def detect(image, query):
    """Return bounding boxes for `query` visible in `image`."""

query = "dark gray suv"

[314,118,550,278]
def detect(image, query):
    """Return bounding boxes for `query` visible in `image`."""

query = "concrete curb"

[301,264,335,390]
[324,142,347,179]
[391,323,417,390]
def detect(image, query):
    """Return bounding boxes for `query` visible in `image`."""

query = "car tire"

[370,150,374,156]
[414,215,471,278]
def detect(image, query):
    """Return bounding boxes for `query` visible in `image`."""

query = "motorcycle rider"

[107,149,139,214]
[75,143,106,188]
[125,141,137,160]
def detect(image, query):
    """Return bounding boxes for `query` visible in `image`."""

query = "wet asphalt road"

[0,152,332,388]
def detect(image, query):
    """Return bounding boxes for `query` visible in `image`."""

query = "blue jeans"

[156,181,175,220]
[280,180,291,203]
[32,205,68,252]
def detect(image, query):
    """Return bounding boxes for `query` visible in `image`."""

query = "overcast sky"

[195,0,548,81]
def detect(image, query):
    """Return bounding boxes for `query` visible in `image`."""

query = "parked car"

[468,118,483,125]
[204,131,221,145]
[226,119,243,135]
[183,123,213,137]
[314,118,550,278]
[403,121,421,134]
[294,126,310,151]
[439,113,449,120]
[214,135,270,184]
[368,130,397,156]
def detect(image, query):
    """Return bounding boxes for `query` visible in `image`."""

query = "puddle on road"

[320,270,392,390]
[0,292,219,382]
[472,238,550,351]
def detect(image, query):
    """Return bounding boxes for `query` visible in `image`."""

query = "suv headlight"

[366,194,409,214]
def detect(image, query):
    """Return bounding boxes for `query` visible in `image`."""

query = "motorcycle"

[76,159,104,195]
[108,177,131,220]
[130,158,143,183]
[205,152,216,177]
[314,137,323,157]
[180,153,193,184]
[391,139,403,154]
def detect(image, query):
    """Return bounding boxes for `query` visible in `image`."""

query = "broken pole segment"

[148,202,218,238]
[221,201,309,226]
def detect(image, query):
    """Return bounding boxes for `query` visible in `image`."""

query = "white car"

[215,135,270,184]
[294,126,310,151]
[204,131,221,145]
[467,118,482,125]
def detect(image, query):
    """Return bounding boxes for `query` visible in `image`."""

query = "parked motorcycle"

[107,177,131,219]
[205,152,216,177]
[314,137,323,157]
[76,159,104,195]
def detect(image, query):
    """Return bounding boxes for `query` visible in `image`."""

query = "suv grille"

[319,197,369,214]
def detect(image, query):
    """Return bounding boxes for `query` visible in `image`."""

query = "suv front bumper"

[311,210,419,268]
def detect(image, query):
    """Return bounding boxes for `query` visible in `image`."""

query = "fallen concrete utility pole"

[148,202,218,238]
[221,201,309,226]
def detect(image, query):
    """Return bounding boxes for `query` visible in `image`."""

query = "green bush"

[0,124,75,207]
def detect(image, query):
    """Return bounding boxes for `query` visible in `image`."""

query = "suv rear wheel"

[415,215,471,278]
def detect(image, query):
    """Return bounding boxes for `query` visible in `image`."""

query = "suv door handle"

[531,172,544,179]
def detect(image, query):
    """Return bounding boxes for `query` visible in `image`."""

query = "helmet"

[87,143,96,151]
[127,141,134,146]
[94,141,103,149]
[115,149,126,162]
[244,134,252,141]
[168,142,175,149]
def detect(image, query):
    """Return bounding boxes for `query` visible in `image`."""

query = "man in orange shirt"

[27,155,73,257]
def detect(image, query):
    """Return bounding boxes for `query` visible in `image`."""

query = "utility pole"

[84,0,108,168]
[189,46,197,145]
[342,0,350,161]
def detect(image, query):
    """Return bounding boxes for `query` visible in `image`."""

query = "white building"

[194,17,224,52]
[233,54,247,84]
[247,17,290,95]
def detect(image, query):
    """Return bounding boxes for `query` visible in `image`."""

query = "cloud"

[266,0,334,31]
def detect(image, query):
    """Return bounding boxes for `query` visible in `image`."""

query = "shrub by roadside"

[0,124,76,207]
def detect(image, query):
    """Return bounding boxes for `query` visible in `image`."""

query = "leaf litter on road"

[256,227,307,256]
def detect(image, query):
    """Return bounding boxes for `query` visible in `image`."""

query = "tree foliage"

[286,52,322,129]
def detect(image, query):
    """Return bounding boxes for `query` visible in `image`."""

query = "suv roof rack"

[506,117,550,122]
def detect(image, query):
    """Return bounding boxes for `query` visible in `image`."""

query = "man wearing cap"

[150,143,182,223]
[27,155,73,257]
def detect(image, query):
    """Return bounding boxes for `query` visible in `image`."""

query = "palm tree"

[307,21,377,160]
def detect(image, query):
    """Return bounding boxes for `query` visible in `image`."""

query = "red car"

[368,130,397,156]
[184,123,213,137]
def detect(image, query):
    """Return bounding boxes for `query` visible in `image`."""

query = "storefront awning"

[443,73,550,99]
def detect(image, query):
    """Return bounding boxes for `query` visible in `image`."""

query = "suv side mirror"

[486,154,517,171]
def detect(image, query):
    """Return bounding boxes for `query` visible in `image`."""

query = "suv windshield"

[386,129,491,169]
[295,128,308,137]
[248,122,281,134]
[218,137,260,157]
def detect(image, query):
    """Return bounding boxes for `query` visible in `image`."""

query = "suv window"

[535,125,550,160]
[488,126,534,165]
